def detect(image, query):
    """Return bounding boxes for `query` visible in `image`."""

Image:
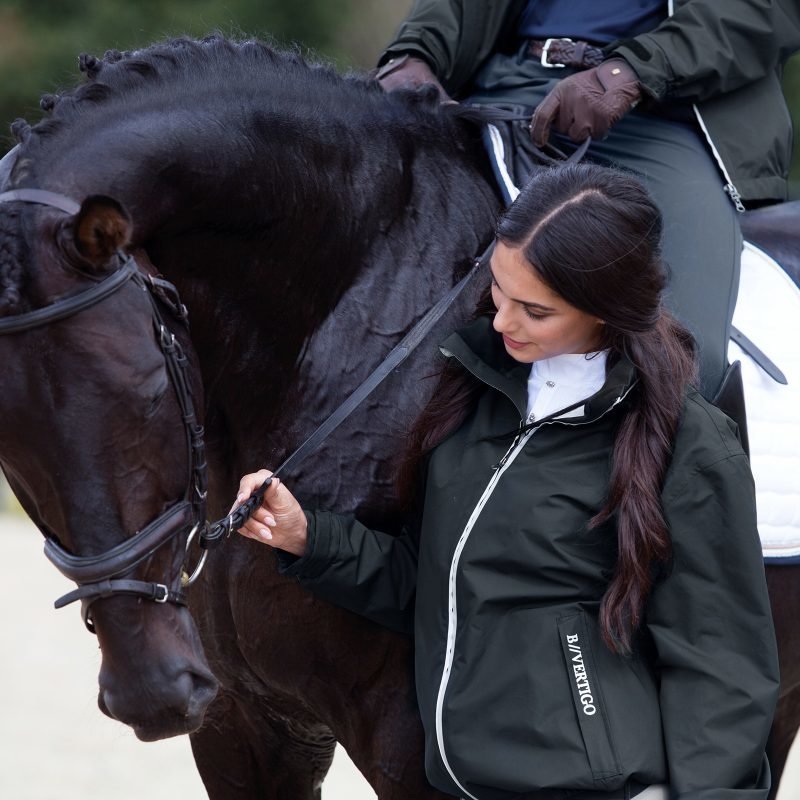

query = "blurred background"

[1,2,800,798]
[0,0,411,148]
[0,0,799,198]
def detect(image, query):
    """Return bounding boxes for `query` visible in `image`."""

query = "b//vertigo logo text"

[566,633,597,716]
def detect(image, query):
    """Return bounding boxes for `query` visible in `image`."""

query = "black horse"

[0,35,797,799]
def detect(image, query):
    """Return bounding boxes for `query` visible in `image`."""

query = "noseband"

[0,188,208,632]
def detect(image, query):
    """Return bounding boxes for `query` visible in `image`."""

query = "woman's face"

[490,242,605,363]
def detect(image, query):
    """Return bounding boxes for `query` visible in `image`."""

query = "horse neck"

[180,115,500,494]
[31,100,500,499]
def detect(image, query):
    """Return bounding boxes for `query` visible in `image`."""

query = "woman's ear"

[69,195,132,271]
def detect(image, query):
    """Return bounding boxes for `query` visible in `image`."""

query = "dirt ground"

[0,510,797,799]
[0,512,376,800]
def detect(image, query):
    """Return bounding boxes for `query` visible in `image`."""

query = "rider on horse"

[376,0,800,420]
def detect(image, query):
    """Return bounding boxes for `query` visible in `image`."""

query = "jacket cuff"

[609,36,673,101]
[378,25,451,82]
[276,509,330,579]
[377,46,437,74]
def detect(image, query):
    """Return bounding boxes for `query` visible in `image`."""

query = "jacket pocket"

[557,613,621,788]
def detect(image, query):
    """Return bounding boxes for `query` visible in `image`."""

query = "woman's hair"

[400,163,697,654]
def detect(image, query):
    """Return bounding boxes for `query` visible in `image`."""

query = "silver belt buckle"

[540,37,572,68]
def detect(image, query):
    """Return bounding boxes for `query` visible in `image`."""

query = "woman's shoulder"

[665,386,749,483]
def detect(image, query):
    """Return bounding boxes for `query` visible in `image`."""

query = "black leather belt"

[527,37,606,70]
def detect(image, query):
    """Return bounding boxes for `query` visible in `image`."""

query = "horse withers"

[0,35,798,799]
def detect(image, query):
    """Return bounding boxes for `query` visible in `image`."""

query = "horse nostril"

[98,663,217,738]
[188,669,219,713]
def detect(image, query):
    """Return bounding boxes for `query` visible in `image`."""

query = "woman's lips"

[502,334,528,350]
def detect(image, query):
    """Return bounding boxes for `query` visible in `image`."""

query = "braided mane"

[0,204,26,315]
[0,35,492,310]
[16,35,476,147]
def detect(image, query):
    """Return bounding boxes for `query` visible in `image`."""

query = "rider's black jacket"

[280,317,780,800]
[379,0,800,204]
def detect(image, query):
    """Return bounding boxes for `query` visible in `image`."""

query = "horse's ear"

[71,195,132,269]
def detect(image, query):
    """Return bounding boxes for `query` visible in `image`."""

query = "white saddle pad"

[733,242,800,560]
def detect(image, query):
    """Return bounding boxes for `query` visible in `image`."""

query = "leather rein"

[0,188,209,632]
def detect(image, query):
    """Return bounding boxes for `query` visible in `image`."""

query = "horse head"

[0,185,218,740]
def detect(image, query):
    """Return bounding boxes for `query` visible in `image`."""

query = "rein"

[0,188,208,632]
[200,242,494,548]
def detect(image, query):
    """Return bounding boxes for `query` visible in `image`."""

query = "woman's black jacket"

[280,317,780,800]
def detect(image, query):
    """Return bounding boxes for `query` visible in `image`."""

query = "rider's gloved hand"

[375,54,452,101]
[232,469,308,557]
[530,58,642,147]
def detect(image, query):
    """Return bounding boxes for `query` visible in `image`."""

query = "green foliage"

[0,0,408,147]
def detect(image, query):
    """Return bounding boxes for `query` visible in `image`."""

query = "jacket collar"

[440,316,638,423]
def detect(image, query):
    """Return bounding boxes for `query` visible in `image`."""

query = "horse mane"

[0,35,493,306]
[17,34,488,150]
[0,204,26,315]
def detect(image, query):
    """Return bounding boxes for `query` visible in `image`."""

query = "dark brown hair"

[402,163,697,653]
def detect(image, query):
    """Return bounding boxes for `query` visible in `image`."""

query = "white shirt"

[526,350,609,422]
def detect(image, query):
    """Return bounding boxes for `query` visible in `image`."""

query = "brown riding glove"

[375,54,451,101]
[530,58,642,147]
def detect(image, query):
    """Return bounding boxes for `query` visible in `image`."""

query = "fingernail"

[237,494,246,502]
[259,529,273,541]
[265,516,276,527]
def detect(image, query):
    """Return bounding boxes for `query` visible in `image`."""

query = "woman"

[234,165,779,800]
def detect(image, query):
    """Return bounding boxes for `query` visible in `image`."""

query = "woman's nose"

[493,300,512,333]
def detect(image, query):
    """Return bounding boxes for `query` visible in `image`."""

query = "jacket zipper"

[667,0,745,212]
[492,421,525,470]
[434,386,634,799]
[434,424,535,800]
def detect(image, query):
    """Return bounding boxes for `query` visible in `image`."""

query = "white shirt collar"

[526,350,609,421]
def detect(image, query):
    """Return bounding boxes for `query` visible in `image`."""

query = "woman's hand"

[232,469,308,557]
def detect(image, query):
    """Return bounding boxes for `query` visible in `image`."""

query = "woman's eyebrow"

[489,264,556,312]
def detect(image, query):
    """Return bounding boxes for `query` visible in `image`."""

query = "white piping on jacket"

[434,425,535,800]
[434,387,634,799]
[667,0,744,211]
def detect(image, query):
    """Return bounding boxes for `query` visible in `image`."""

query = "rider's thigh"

[585,113,742,399]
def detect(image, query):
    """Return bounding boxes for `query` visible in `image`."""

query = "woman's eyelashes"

[523,307,547,321]
[491,274,550,321]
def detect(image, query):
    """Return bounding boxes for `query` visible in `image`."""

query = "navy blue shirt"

[518,0,667,45]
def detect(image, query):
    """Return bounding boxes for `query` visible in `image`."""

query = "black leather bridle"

[0,184,494,630]
[0,188,209,632]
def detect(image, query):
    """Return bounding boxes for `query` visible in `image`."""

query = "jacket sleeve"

[646,452,780,799]
[277,509,420,635]
[611,0,800,101]
[378,0,524,97]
